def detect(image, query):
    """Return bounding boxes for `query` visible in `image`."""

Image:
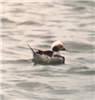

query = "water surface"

[1,1,95,100]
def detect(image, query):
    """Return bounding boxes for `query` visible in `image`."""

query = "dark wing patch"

[43,50,53,57]
[36,50,43,55]
[36,50,53,57]
[33,48,44,55]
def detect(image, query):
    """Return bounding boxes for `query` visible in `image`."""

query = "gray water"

[1,1,95,100]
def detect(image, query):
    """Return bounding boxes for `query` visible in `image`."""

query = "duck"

[27,41,68,64]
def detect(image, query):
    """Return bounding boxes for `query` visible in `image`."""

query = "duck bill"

[62,48,68,51]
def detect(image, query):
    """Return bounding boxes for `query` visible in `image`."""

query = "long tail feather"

[27,42,36,55]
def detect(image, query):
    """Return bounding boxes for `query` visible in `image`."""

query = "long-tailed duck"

[27,41,68,64]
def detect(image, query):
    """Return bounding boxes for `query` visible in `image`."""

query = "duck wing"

[27,42,53,57]
[36,50,53,57]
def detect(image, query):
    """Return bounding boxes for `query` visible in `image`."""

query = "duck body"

[27,41,68,64]
[33,50,65,64]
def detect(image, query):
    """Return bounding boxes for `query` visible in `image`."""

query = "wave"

[1,18,16,23]
[18,21,44,26]
[2,59,32,64]
[66,66,95,75]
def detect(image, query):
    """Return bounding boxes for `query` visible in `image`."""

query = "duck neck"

[53,51,60,55]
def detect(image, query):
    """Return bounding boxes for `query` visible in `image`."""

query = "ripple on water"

[41,35,56,39]
[37,44,51,49]
[77,57,94,64]
[1,18,16,23]
[51,89,79,95]
[66,66,95,76]
[45,40,55,44]
[16,82,42,91]
[8,35,21,41]
[2,1,94,100]
[1,34,8,38]
[2,59,31,64]
[19,21,44,26]
[84,84,94,91]
[66,41,94,52]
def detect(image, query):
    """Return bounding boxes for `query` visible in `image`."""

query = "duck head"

[51,41,68,52]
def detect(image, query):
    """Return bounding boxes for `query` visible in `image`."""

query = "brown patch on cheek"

[52,46,59,51]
